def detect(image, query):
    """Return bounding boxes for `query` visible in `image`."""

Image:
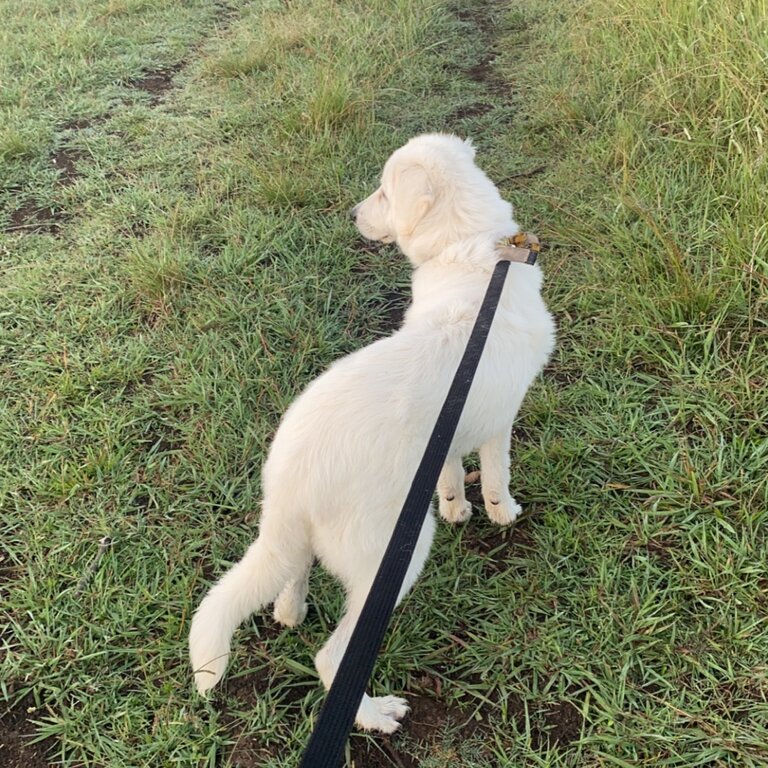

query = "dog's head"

[351,133,513,265]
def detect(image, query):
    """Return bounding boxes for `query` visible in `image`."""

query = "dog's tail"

[189,530,304,694]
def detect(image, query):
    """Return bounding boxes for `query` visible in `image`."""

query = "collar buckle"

[495,232,541,266]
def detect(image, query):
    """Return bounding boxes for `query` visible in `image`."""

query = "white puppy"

[189,133,555,733]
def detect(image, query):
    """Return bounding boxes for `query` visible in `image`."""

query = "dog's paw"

[356,695,410,734]
[439,497,473,524]
[484,492,522,526]
[273,593,308,628]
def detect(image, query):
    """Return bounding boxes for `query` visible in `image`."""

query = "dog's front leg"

[437,456,473,523]
[479,428,522,525]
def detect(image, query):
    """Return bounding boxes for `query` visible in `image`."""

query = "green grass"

[1,0,767,766]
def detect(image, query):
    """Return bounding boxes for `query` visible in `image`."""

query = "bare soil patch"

[537,699,584,747]
[50,148,83,186]
[348,241,411,338]
[6,199,65,235]
[0,694,55,768]
[371,288,410,335]
[349,689,492,768]
[6,147,84,234]
[449,102,494,121]
[126,65,183,104]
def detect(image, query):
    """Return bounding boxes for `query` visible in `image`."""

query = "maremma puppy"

[189,133,556,733]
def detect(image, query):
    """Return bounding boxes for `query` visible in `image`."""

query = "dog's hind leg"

[273,558,312,627]
[189,514,311,694]
[437,456,473,523]
[479,427,522,525]
[314,512,435,733]
[314,605,410,734]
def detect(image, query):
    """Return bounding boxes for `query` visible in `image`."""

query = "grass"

[1,0,766,766]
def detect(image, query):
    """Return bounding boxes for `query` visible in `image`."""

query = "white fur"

[189,133,556,733]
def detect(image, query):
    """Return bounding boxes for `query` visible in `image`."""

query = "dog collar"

[495,232,540,265]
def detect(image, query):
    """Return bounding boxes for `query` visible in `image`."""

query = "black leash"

[300,247,537,768]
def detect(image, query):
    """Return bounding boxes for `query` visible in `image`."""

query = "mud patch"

[349,734,414,768]
[51,148,83,186]
[7,199,65,235]
[224,738,276,768]
[349,691,492,768]
[6,147,83,234]
[445,0,518,121]
[350,240,389,261]
[534,699,584,748]
[141,422,185,455]
[407,692,482,742]
[444,479,525,575]
[127,64,184,104]
[449,102,494,121]
[213,0,239,24]
[216,670,276,765]
[459,477,536,575]
[370,287,410,336]
[0,693,55,768]
[216,616,315,765]
[347,240,410,337]
[465,51,497,85]
[61,117,99,131]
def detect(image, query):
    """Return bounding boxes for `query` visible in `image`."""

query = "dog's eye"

[379,188,387,202]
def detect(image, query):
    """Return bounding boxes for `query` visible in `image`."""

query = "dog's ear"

[392,164,434,238]
[463,137,476,158]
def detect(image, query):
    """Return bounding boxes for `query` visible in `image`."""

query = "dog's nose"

[349,204,359,221]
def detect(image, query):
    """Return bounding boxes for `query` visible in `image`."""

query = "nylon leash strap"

[299,255,523,768]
